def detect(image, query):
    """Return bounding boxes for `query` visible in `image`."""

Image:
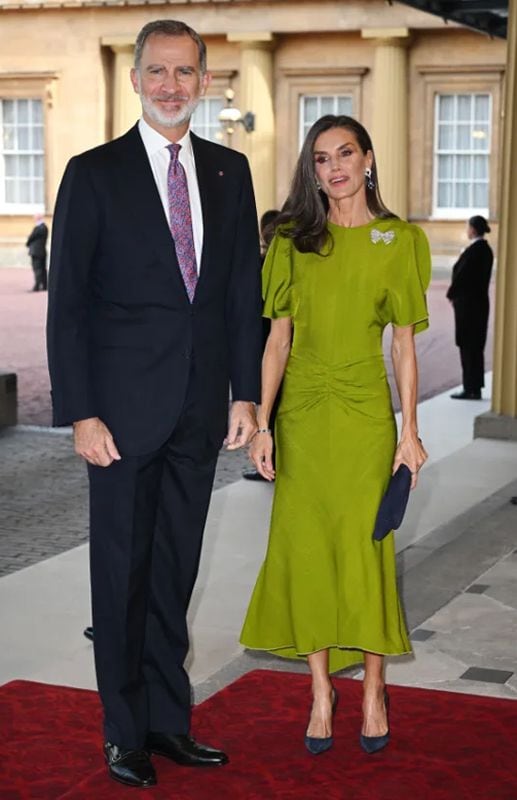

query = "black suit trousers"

[459,346,485,394]
[31,255,47,289]
[88,365,219,749]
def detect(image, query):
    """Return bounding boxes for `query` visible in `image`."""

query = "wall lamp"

[218,88,255,139]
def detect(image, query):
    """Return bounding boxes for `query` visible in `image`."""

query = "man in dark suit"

[47,19,262,788]
[26,213,48,291]
[446,215,493,400]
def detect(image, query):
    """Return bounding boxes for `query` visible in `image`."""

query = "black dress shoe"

[146,733,229,767]
[83,626,94,642]
[450,390,482,400]
[242,467,270,482]
[104,743,156,788]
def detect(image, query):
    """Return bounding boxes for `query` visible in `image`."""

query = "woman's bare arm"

[391,324,428,488]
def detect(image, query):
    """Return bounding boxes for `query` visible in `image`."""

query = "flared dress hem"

[241,641,412,674]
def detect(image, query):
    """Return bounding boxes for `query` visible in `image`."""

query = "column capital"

[227,32,276,51]
[361,27,411,46]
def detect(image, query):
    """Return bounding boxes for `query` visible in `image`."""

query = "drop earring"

[315,177,321,190]
[365,167,375,191]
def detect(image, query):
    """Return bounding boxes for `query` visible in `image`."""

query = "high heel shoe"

[360,690,390,754]
[304,687,339,755]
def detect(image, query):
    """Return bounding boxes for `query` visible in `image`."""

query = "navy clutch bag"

[372,464,412,541]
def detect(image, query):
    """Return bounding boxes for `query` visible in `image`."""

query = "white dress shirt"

[138,117,203,273]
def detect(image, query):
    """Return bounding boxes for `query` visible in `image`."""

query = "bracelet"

[255,428,272,435]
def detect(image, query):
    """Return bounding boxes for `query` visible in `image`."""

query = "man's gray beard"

[140,92,201,129]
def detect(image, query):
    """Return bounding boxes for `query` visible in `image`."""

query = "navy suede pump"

[304,687,339,755]
[360,690,390,754]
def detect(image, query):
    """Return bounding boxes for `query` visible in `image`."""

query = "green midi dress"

[240,217,431,674]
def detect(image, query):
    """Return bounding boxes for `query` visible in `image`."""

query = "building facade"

[0,0,507,263]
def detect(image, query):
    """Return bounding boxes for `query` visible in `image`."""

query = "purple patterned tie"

[167,143,198,302]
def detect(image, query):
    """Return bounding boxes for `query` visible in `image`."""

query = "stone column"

[362,28,410,219]
[112,45,141,138]
[227,33,276,217]
[475,0,517,439]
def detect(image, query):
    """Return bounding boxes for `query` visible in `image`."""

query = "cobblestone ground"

[0,426,250,578]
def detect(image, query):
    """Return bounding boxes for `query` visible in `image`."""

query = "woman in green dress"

[240,115,430,755]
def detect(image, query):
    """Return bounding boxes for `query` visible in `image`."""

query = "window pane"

[472,125,489,151]
[31,100,43,123]
[31,125,44,150]
[34,179,45,204]
[455,182,469,207]
[455,155,471,180]
[455,124,470,149]
[473,155,488,180]
[474,94,490,122]
[17,126,30,150]
[438,95,454,122]
[4,155,17,177]
[457,95,472,121]
[438,155,453,179]
[437,182,452,207]
[473,182,488,208]
[5,179,17,202]
[17,100,29,123]
[337,96,352,115]
[3,100,16,124]
[438,124,454,150]
[304,97,318,122]
[18,156,31,177]
[3,125,16,150]
[320,97,334,115]
[18,179,32,203]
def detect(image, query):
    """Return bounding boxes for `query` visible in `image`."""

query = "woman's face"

[313,127,373,202]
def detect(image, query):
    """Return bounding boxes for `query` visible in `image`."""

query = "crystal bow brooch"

[370,228,395,245]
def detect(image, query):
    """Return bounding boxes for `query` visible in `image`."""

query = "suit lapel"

[190,133,221,301]
[114,125,189,301]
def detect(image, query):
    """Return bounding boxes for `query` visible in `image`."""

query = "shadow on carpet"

[1,669,516,799]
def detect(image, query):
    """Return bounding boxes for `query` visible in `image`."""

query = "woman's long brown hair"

[275,115,397,254]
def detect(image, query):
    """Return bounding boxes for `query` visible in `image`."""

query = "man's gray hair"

[134,20,207,74]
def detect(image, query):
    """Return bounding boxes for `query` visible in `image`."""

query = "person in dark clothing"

[243,208,281,482]
[447,215,493,400]
[26,213,48,291]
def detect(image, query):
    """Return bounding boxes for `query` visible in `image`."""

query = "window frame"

[0,98,45,213]
[298,93,355,151]
[191,95,226,144]
[0,72,57,216]
[276,67,367,205]
[432,91,492,219]
[412,65,504,222]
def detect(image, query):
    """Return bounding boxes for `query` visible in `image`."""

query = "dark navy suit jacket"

[47,125,262,456]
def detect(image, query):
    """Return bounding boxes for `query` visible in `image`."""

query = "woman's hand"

[249,430,275,481]
[392,433,428,489]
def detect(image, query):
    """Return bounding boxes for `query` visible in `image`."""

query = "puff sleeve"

[262,233,293,319]
[390,224,431,335]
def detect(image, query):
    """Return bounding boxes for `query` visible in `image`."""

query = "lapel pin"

[218,170,224,177]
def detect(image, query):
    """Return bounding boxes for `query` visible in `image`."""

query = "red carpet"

[1,670,516,799]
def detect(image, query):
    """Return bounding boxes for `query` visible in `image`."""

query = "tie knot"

[167,143,181,162]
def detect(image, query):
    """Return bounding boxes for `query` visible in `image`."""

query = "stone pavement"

[0,425,249,578]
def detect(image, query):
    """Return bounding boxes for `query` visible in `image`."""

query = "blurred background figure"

[26,213,48,292]
[243,208,281,482]
[447,215,493,400]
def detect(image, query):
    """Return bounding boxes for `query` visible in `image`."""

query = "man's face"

[131,33,210,130]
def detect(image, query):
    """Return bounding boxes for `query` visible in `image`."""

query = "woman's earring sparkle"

[365,167,375,191]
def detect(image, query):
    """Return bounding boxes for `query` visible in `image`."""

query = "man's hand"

[73,417,121,467]
[225,401,258,451]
